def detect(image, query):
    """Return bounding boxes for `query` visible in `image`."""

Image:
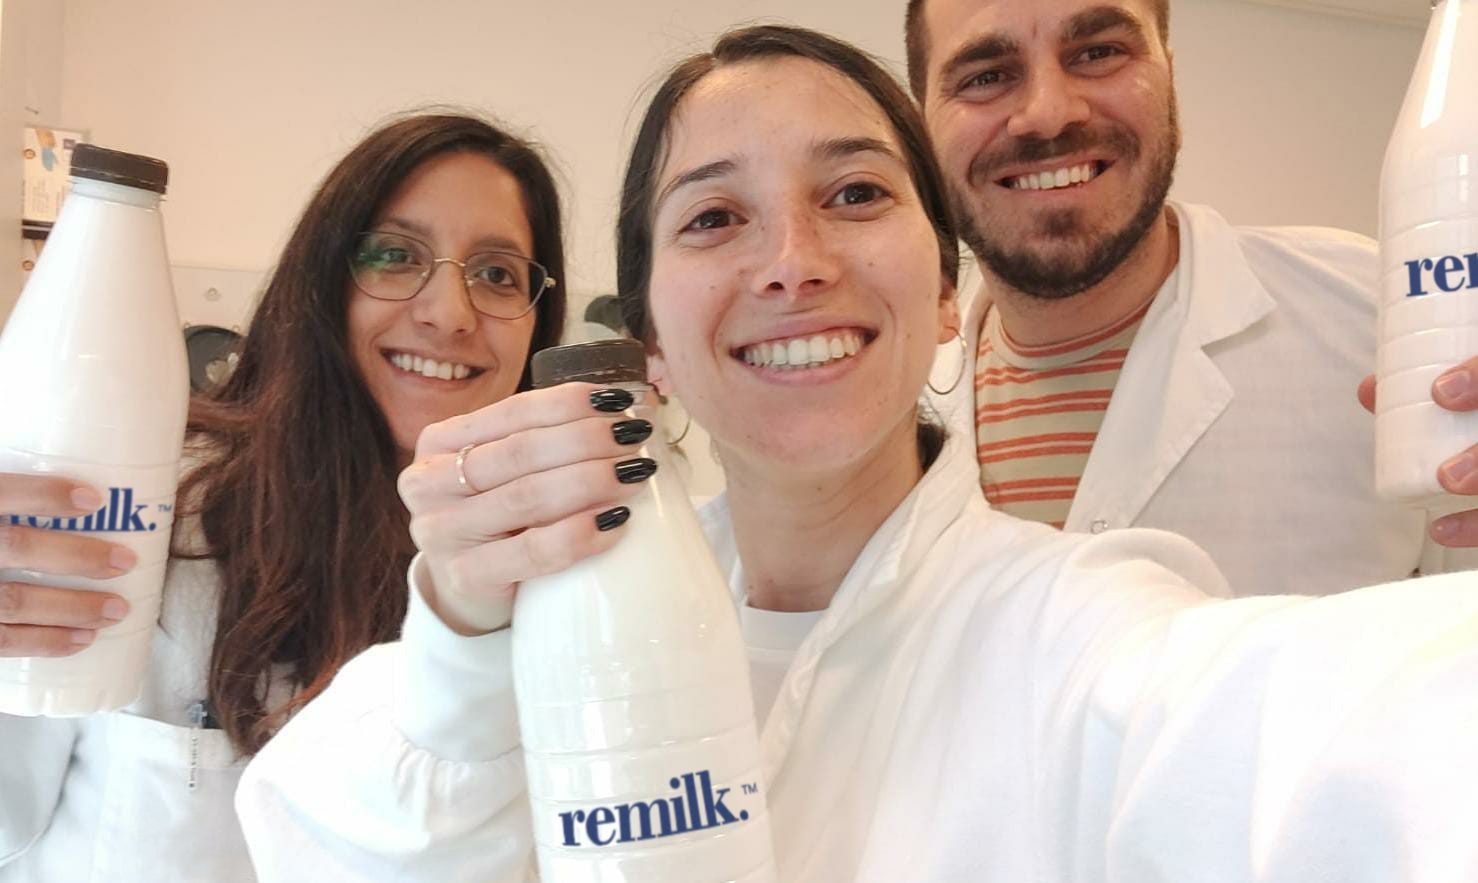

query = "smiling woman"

[0,112,567,882]
[344,151,553,453]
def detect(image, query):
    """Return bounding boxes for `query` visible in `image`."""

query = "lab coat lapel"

[1066,203,1277,533]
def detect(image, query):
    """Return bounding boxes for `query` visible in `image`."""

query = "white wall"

[1171,0,1422,233]
[42,0,1429,494]
[0,0,66,319]
[52,0,1425,287]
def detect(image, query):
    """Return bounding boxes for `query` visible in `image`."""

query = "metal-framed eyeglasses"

[347,230,555,320]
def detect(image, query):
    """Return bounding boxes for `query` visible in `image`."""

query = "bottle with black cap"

[513,340,777,882]
[0,144,188,716]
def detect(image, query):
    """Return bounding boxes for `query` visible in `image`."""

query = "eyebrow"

[1061,5,1148,45]
[655,137,904,214]
[938,33,1021,88]
[654,159,737,216]
[374,217,526,255]
[815,136,903,166]
[937,5,1147,90]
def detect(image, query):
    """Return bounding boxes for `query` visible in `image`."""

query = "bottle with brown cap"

[0,144,188,716]
[513,339,778,882]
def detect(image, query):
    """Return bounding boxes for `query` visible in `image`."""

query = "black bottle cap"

[70,144,168,194]
[532,339,647,389]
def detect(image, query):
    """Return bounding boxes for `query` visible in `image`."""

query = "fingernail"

[1431,515,1460,542]
[612,419,653,445]
[614,457,658,484]
[590,389,635,413]
[1434,368,1473,404]
[71,486,103,511]
[1439,451,1476,488]
[70,629,95,646]
[595,506,631,532]
[109,546,138,571]
[101,598,129,622]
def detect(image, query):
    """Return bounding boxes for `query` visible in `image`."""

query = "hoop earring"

[666,411,692,446]
[926,330,968,397]
[659,394,692,446]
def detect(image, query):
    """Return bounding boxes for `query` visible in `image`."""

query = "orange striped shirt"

[976,299,1154,528]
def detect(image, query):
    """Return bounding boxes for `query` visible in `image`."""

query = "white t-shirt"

[740,603,824,729]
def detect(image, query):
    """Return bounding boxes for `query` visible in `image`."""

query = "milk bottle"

[0,144,188,716]
[1376,0,1478,503]
[513,339,777,882]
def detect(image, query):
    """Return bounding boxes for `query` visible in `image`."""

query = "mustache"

[968,123,1141,185]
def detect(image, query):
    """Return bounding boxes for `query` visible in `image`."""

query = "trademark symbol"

[157,504,173,513]
[742,783,759,795]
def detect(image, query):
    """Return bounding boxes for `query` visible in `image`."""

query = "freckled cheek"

[653,268,730,344]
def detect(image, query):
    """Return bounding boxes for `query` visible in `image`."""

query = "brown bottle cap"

[531,339,647,389]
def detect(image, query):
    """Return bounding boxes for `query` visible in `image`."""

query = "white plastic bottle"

[513,340,777,883]
[0,145,188,716]
[1376,0,1478,504]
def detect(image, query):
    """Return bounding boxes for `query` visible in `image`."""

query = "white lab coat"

[0,560,255,882]
[0,516,274,883]
[235,432,1478,881]
[932,200,1478,595]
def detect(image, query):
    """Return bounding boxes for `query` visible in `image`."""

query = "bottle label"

[2,485,172,534]
[553,769,763,848]
[1402,251,1478,297]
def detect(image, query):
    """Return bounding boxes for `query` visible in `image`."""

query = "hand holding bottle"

[398,382,656,636]
[1360,356,1478,545]
[0,474,134,657]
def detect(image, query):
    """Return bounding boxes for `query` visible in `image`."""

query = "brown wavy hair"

[177,113,567,754]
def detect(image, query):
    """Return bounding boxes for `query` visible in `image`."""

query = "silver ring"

[455,443,478,494]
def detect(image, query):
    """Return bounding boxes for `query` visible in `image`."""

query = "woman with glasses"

[237,28,1478,883]
[0,112,571,881]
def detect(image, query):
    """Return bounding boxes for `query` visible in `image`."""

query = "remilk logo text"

[4,487,167,533]
[1404,252,1478,297]
[557,770,759,847]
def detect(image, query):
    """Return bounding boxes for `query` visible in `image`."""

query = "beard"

[956,90,1181,301]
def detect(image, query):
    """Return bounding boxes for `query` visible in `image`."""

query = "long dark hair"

[615,25,956,463]
[179,113,567,754]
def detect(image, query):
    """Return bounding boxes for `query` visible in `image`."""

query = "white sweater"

[238,434,1478,881]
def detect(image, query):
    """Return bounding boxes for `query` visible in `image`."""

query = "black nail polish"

[590,389,635,413]
[612,419,654,445]
[595,506,631,532]
[615,457,658,484]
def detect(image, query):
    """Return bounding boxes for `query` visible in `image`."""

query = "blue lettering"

[558,809,585,847]
[615,797,673,842]
[586,807,617,846]
[1406,259,1429,297]
[1434,255,1467,293]
[558,770,753,848]
[1406,252,1478,297]
[0,486,160,534]
[698,771,740,827]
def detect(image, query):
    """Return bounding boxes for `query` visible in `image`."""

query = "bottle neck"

[68,177,163,209]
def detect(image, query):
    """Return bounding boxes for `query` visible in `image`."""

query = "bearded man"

[906,0,1478,594]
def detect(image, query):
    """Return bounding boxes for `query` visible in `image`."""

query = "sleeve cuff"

[394,554,522,762]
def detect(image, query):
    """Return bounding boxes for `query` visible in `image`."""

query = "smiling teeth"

[1011,163,1099,191]
[741,331,864,369]
[389,351,473,380]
